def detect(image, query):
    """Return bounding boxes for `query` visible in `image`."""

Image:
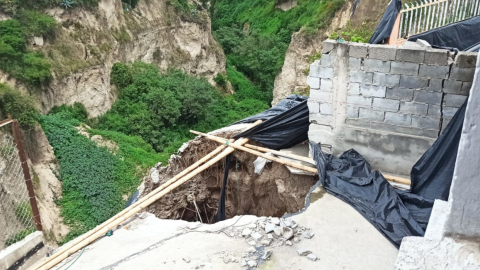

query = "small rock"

[241,259,247,267]
[273,226,282,236]
[265,223,275,233]
[307,254,317,261]
[247,223,257,229]
[261,239,271,246]
[297,248,311,256]
[261,250,273,260]
[247,247,256,253]
[248,240,256,246]
[150,168,160,184]
[223,256,230,264]
[139,212,148,219]
[293,237,300,243]
[271,217,280,225]
[183,257,191,263]
[267,234,274,239]
[251,232,263,241]
[303,231,315,239]
[286,240,293,246]
[282,227,294,239]
[242,228,252,237]
[230,257,237,263]
[247,260,257,267]
[155,162,162,169]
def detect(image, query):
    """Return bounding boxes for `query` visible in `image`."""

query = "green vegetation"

[5,228,36,246]
[0,0,99,12]
[0,12,56,85]
[0,83,39,127]
[212,0,346,101]
[15,202,33,226]
[329,21,375,43]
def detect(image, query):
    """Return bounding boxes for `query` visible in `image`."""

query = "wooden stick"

[190,130,412,186]
[34,121,261,270]
[190,130,318,174]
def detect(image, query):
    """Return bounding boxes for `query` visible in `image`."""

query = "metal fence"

[0,117,42,251]
[398,0,480,38]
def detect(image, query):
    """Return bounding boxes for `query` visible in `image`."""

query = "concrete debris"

[293,237,300,243]
[267,234,274,239]
[247,260,258,267]
[183,257,191,263]
[303,231,315,239]
[273,226,282,236]
[248,240,256,246]
[242,228,253,237]
[297,248,312,256]
[247,247,256,253]
[271,217,280,225]
[150,168,160,184]
[247,223,257,229]
[262,250,273,260]
[265,223,275,233]
[282,227,294,239]
[307,254,318,261]
[251,232,263,241]
[286,240,293,246]
[282,219,292,227]
[223,256,230,264]
[241,259,247,267]
[261,239,271,246]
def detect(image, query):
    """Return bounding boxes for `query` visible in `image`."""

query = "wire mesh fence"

[0,121,37,250]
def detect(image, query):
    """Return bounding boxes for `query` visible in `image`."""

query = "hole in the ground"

[145,135,317,224]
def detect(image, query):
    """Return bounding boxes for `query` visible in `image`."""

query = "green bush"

[329,21,375,43]
[15,10,57,37]
[49,102,88,122]
[213,73,227,88]
[0,83,39,126]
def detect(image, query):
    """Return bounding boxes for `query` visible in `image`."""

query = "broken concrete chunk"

[265,223,275,233]
[248,240,256,246]
[242,228,252,237]
[286,240,293,246]
[291,223,298,229]
[247,223,257,229]
[267,234,274,239]
[251,232,263,241]
[247,247,256,253]
[247,260,258,267]
[307,254,317,261]
[303,231,315,239]
[282,227,294,239]
[274,226,282,236]
[297,248,312,256]
[261,239,271,246]
[271,217,280,225]
[262,250,273,260]
[282,219,292,227]
[223,257,230,264]
[293,237,300,243]
[241,259,247,267]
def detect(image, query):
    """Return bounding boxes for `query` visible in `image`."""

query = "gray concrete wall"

[307,40,477,175]
[444,53,480,239]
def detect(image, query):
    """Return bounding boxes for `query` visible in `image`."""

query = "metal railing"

[0,116,42,251]
[398,0,480,38]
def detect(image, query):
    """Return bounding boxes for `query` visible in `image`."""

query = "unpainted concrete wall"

[307,40,477,175]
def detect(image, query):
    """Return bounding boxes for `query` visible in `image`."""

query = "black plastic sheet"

[408,16,480,51]
[369,0,402,44]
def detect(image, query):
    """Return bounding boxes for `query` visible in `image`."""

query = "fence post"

[11,119,43,231]
[387,13,403,45]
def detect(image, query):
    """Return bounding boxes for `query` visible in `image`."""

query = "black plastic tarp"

[369,0,402,44]
[408,16,480,51]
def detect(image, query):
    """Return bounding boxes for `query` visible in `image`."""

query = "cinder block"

[461,82,472,95]
[443,107,458,118]
[347,95,372,107]
[319,103,333,115]
[386,87,414,101]
[427,104,441,117]
[349,70,373,84]
[309,61,321,77]
[428,78,443,92]
[368,44,397,61]
[322,40,337,54]
[399,75,429,89]
[349,57,362,70]
[360,85,386,97]
[321,79,333,91]
[345,118,372,129]
[321,54,334,67]
[390,62,419,76]
[310,114,333,125]
[444,94,467,107]
[450,67,475,82]
[307,100,320,113]
[442,80,463,94]
[454,52,478,68]
[349,83,361,95]
[411,116,440,130]
[347,106,359,118]
[422,129,439,138]
[414,91,443,105]
[424,48,449,66]
[419,65,449,79]
[399,101,428,116]
[385,112,412,126]
[317,67,334,79]
[373,73,400,88]
[396,47,425,63]
[373,98,400,112]
[310,90,331,101]
[364,59,391,73]
[349,43,368,58]
[359,108,385,121]
[307,76,320,89]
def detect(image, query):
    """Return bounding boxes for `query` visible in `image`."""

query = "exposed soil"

[144,125,317,223]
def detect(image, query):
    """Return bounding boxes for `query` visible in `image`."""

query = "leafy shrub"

[213,73,227,88]
[0,83,39,126]
[329,21,375,43]
[49,102,88,122]
[15,10,57,37]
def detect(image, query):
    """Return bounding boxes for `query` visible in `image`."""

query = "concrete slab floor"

[49,188,398,270]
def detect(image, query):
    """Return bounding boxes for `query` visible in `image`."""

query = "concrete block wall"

[307,40,477,175]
